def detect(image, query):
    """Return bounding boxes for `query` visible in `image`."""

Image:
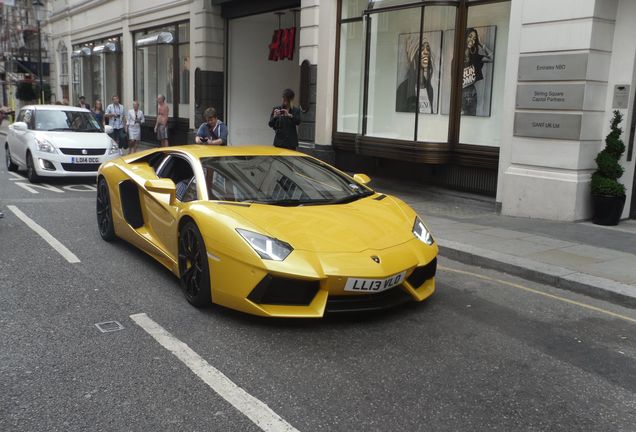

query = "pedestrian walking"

[126,100,144,154]
[105,95,126,154]
[92,99,105,127]
[195,107,228,146]
[77,96,91,110]
[268,88,301,150]
[154,94,169,147]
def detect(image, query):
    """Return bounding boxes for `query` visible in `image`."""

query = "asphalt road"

[1,163,636,432]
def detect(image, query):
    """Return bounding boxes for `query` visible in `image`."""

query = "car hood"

[36,131,111,148]
[222,195,417,253]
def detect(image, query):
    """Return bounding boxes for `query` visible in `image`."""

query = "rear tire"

[178,221,212,307]
[26,152,41,183]
[96,177,116,241]
[5,145,18,172]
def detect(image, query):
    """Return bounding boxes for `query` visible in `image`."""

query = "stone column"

[499,0,618,221]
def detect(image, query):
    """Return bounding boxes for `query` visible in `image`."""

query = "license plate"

[344,271,407,293]
[71,156,100,164]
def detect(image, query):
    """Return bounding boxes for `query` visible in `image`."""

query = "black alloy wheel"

[5,146,18,172]
[178,221,212,307]
[96,177,116,241]
[26,152,41,183]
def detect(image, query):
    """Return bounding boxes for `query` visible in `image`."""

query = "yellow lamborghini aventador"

[96,145,438,317]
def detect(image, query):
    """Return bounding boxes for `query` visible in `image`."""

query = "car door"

[143,154,199,262]
[8,109,29,167]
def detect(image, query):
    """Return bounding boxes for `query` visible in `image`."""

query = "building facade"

[46,0,636,221]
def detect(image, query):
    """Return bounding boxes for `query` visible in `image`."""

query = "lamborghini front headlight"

[236,229,293,261]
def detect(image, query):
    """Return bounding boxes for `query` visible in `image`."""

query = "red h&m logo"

[269,27,296,61]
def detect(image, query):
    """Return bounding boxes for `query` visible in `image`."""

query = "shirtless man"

[154,94,169,147]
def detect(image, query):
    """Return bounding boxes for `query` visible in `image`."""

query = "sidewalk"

[370,177,636,308]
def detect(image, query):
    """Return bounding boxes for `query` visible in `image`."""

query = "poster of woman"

[441,25,496,117]
[395,31,442,114]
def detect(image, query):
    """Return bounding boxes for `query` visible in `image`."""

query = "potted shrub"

[591,110,626,225]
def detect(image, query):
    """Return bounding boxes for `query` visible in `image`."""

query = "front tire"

[96,177,116,241]
[26,152,41,183]
[178,221,212,307]
[5,146,18,172]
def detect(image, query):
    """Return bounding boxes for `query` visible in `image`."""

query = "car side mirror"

[145,178,176,203]
[104,125,113,134]
[13,122,27,132]
[352,173,371,185]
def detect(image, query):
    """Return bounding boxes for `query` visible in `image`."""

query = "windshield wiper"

[78,128,103,132]
[47,127,74,131]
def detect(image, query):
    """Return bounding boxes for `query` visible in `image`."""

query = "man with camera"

[105,95,127,154]
[195,107,228,146]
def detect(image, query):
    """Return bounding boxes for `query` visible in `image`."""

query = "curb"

[437,238,636,309]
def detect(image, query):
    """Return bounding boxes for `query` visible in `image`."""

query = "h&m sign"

[269,27,296,61]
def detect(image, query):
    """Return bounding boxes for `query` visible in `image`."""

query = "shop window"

[458,2,510,147]
[366,8,420,140]
[334,0,510,155]
[135,23,190,119]
[341,0,366,19]
[417,6,456,143]
[337,21,363,133]
[72,40,121,106]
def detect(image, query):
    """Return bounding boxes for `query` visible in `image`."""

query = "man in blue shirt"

[195,107,228,146]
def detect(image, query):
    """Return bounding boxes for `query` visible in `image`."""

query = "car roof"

[129,145,306,161]
[22,105,90,112]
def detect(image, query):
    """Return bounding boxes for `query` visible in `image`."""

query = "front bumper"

[207,237,438,318]
[32,150,119,177]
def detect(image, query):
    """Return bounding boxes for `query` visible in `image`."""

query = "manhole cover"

[95,321,124,333]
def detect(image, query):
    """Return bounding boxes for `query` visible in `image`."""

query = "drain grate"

[95,321,124,333]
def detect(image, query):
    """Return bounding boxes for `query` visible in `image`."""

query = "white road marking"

[14,182,64,194]
[7,205,81,264]
[8,171,23,181]
[130,313,300,432]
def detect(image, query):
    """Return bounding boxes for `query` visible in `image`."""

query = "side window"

[23,110,33,129]
[16,110,25,122]
[179,178,198,202]
[149,153,167,174]
[156,155,197,202]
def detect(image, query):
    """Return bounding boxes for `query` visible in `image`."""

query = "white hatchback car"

[4,105,120,183]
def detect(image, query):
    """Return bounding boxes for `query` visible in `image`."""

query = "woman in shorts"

[126,100,144,154]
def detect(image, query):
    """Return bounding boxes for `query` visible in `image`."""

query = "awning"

[92,42,119,54]
[135,32,174,47]
[71,47,92,58]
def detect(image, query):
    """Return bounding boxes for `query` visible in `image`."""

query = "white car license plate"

[344,271,407,293]
[71,156,100,164]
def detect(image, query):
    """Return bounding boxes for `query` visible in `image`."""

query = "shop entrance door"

[227,10,300,146]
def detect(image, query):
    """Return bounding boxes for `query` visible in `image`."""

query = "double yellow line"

[439,265,636,325]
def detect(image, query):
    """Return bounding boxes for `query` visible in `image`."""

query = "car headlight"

[236,229,293,261]
[34,136,55,153]
[108,138,119,155]
[413,217,434,245]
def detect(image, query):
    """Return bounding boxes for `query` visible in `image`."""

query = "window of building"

[71,37,122,106]
[334,0,510,159]
[57,42,70,100]
[134,22,190,119]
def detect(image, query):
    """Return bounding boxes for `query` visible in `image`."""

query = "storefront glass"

[72,37,121,106]
[337,21,364,133]
[134,22,189,119]
[416,6,456,143]
[458,1,510,147]
[334,0,511,153]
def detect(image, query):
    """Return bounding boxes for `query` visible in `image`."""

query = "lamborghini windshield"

[200,156,374,205]
[35,110,102,132]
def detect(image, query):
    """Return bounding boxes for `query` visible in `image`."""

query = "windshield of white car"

[200,156,374,206]
[35,110,102,132]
